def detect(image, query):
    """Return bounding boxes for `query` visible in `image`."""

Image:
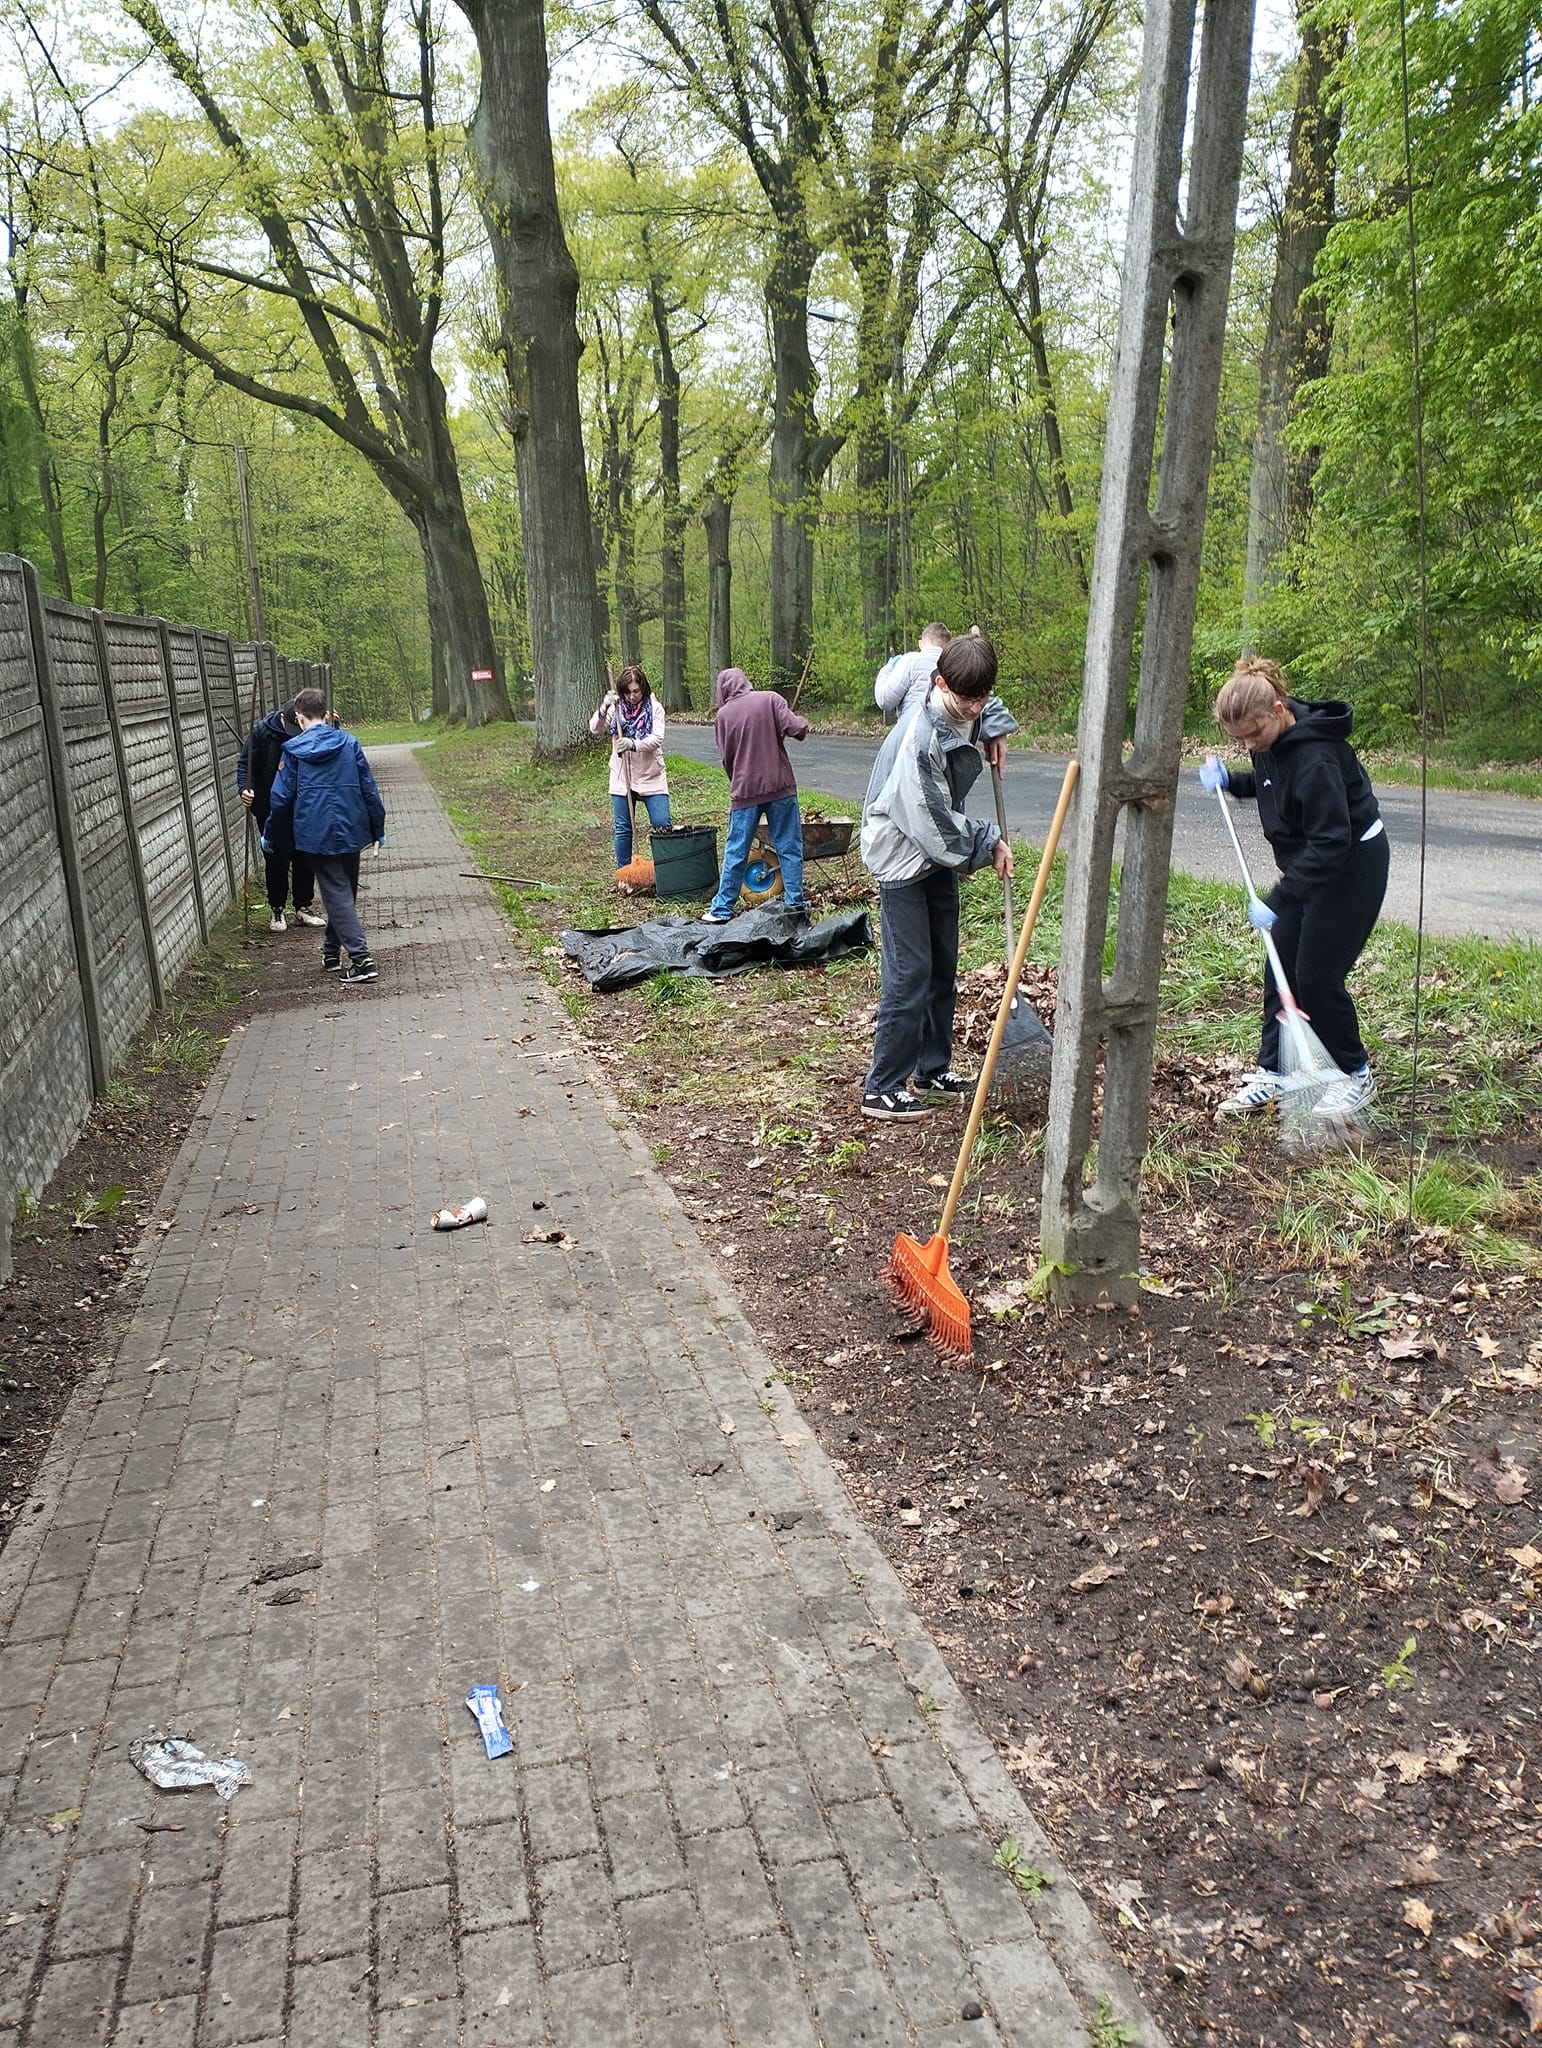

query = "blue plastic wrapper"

[465,1684,513,1760]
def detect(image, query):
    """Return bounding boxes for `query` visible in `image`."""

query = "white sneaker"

[268,911,287,934]
[1216,1069,1281,1118]
[292,906,326,928]
[1313,1064,1377,1119]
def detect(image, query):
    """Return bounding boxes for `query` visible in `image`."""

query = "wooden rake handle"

[935,759,1079,1242]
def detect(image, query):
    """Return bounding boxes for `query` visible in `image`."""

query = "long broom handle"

[935,758,1079,1243]
[1210,780,1306,1025]
[989,759,1014,956]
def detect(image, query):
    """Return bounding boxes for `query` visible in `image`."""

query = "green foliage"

[991,1836,1054,1895]
[1259,0,1542,754]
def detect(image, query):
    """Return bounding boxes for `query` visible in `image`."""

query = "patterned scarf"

[618,690,654,741]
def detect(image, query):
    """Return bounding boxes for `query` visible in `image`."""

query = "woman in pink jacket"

[590,665,672,867]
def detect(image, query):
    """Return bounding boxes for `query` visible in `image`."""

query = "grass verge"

[421,722,1542,1265]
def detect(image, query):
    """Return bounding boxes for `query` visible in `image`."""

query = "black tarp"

[559,906,872,992]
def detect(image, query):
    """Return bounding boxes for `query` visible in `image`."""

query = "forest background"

[1,0,1538,760]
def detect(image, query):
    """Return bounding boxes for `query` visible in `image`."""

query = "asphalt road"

[664,724,1542,942]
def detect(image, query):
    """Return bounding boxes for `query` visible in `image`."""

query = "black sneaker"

[321,948,341,972]
[340,955,378,984]
[861,1089,934,1121]
[914,1069,972,1100]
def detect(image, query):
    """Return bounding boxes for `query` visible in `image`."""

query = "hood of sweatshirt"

[714,667,752,711]
[1278,695,1354,748]
[284,723,351,764]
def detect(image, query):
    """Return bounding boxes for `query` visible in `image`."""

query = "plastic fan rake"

[887,760,1079,1355]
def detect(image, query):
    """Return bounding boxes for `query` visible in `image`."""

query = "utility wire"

[1396,0,1431,1244]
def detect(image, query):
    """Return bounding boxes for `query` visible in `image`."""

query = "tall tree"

[1242,0,1345,628]
[121,0,512,724]
[452,0,605,759]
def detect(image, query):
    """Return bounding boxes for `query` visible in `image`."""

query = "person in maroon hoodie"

[702,667,811,922]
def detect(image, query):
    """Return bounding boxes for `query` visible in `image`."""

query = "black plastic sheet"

[559,906,872,992]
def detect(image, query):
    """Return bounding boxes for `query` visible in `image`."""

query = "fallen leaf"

[1403,1898,1434,1938]
[1479,1446,1531,1504]
[1380,1330,1436,1361]
[718,1415,735,1437]
[1292,1463,1330,1517]
[1069,1562,1126,1593]
[38,1809,81,1835]
[869,1739,893,1758]
[1508,1975,1542,2034]
[1001,1736,1057,1789]
[1387,1749,1427,1785]
[1224,1651,1269,1699]
[1472,1331,1500,1360]
[1435,1735,1473,1778]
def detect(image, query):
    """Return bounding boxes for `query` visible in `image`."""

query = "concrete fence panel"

[1,550,322,1279]
[0,560,95,1282]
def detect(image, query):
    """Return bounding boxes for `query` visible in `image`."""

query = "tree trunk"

[767,228,817,690]
[1022,242,1088,593]
[10,316,73,599]
[1244,2,1346,630]
[649,276,690,711]
[415,406,512,727]
[703,490,732,682]
[457,0,605,759]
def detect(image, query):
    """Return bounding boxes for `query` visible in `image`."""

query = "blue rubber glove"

[1247,897,1277,932]
[259,835,271,855]
[376,832,387,850]
[1200,755,1229,792]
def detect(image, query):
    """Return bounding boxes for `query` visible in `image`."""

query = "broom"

[887,759,1079,1355]
[1210,784,1360,1149]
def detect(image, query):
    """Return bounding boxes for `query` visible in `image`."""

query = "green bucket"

[650,824,720,901]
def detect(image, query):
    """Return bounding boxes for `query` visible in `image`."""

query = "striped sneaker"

[1313,1064,1377,1120]
[1216,1069,1282,1118]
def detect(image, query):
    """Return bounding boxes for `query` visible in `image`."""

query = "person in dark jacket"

[1201,656,1388,1120]
[264,688,386,984]
[702,667,810,922]
[237,703,324,933]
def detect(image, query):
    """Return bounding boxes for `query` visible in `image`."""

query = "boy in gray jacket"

[859,633,1015,1120]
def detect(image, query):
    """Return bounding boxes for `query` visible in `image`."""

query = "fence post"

[25,562,109,1097]
[93,609,165,1012]
[156,618,211,946]
[192,629,238,898]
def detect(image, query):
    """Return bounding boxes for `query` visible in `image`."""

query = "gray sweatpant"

[311,851,369,961]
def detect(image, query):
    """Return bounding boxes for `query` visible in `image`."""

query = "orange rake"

[887,759,1079,1356]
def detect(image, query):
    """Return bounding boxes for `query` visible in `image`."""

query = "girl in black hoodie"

[1201,657,1388,1120]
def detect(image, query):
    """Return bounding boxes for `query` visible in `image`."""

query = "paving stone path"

[0,748,1167,2048]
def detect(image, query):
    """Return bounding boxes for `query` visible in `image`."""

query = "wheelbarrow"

[739,813,855,908]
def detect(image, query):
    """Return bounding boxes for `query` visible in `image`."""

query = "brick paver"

[0,749,1167,2047]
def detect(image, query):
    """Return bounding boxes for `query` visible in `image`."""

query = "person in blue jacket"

[236,702,324,933]
[264,689,386,984]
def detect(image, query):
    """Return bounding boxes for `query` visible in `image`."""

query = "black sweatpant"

[865,868,961,1096]
[1259,828,1389,1074]
[254,803,315,913]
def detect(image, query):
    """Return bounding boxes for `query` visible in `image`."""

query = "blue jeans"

[709,794,805,918]
[612,791,672,867]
